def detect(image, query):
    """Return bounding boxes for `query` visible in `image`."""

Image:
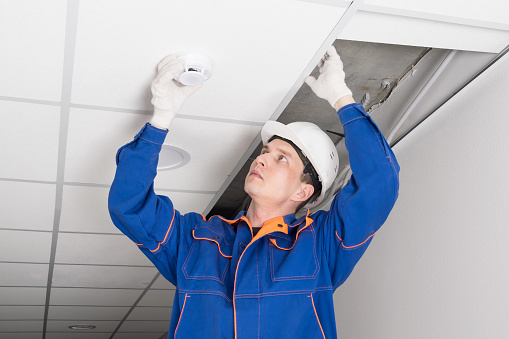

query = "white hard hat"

[261,121,339,208]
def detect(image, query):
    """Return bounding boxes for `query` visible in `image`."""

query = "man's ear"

[292,183,314,202]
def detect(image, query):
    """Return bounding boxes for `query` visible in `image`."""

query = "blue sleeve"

[313,103,400,289]
[108,123,186,286]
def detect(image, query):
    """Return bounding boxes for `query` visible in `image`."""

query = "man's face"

[244,138,309,206]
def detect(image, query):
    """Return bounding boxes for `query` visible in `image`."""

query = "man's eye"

[279,155,287,162]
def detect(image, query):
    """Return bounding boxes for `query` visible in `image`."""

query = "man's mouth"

[250,169,262,179]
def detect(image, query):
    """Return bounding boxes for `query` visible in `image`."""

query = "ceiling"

[0,0,507,338]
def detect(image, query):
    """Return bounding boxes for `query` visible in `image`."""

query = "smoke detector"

[157,145,191,171]
[177,54,213,86]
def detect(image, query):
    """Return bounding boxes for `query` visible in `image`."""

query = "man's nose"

[255,153,269,167]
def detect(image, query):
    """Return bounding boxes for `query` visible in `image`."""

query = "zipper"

[174,294,189,338]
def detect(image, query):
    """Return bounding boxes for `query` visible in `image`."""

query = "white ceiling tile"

[0,287,46,305]
[46,333,111,339]
[150,275,174,290]
[137,290,175,307]
[54,233,152,266]
[0,320,43,332]
[0,101,60,181]
[0,0,66,101]
[155,118,260,191]
[113,334,165,339]
[47,320,119,332]
[339,11,509,53]
[0,181,55,231]
[52,264,157,289]
[71,0,344,122]
[126,306,172,321]
[0,230,52,263]
[64,108,260,192]
[0,333,42,339]
[118,320,170,333]
[0,263,48,287]
[50,288,141,306]
[60,185,120,234]
[0,306,45,320]
[48,305,129,321]
[363,0,509,25]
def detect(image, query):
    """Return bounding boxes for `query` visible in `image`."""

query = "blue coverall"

[108,103,400,338]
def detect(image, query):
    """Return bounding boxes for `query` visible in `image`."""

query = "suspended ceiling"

[0,0,508,338]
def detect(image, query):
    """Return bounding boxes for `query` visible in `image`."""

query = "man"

[109,46,399,338]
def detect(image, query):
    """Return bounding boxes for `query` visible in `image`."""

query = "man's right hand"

[150,54,202,130]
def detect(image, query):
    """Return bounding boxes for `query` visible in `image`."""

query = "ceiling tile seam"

[0,96,60,107]
[0,228,53,233]
[202,0,364,215]
[42,1,80,338]
[158,332,169,339]
[359,4,509,31]
[70,103,265,126]
[108,273,162,339]
[0,177,56,185]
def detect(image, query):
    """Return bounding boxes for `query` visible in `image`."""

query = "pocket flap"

[192,227,233,258]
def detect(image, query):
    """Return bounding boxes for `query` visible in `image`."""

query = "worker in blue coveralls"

[109,46,400,338]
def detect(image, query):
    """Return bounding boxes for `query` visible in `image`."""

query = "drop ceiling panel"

[0,181,55,231]
[54,233,152,266]
[0,263,48,287]
[0,287,46,305]
[64,107,261,191]
[0,101,60,181]
[114,334,165,339]
[339,11,509,53]
[0,320,43,332]
[52,265,157,289]
[71,0,345,122]
[0,306,45,320]
[50,288,142,306]
[0,230,52,263]
[138,289,175,307]
[364,0,509,24]
[118,320,170,333]
[0,0,66,101]
[0,334,42,339]
[46,320,118,332]
[127,307,172,321]
[48,306,130,321]
[151,275,174,290]
[46,333,111,339]
[60,185,121,234]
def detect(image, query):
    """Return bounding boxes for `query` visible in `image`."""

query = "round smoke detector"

[157,145,191,171]
[177,54,213,86]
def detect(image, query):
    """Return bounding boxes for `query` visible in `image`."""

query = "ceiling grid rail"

[42,0,80,337]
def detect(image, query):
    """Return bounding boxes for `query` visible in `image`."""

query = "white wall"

[333,51,509,338]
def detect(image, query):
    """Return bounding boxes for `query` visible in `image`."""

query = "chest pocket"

[182,227,233,284]
[269,227,319,281]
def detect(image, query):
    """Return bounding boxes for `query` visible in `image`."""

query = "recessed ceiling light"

[157,145,190,171]
[69,324,96,330]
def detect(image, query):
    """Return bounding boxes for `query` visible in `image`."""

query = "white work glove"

[305,46,352,108]
[150,54,201,130]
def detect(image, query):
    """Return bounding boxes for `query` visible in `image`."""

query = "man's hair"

[268,136,322,212]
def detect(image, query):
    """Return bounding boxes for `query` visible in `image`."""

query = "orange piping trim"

[148,208,176,253]
[192,230,232,258]
[335,230,377,249]
[134,209,176,252]
[310,294,326,339]
[174,293,189,337]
